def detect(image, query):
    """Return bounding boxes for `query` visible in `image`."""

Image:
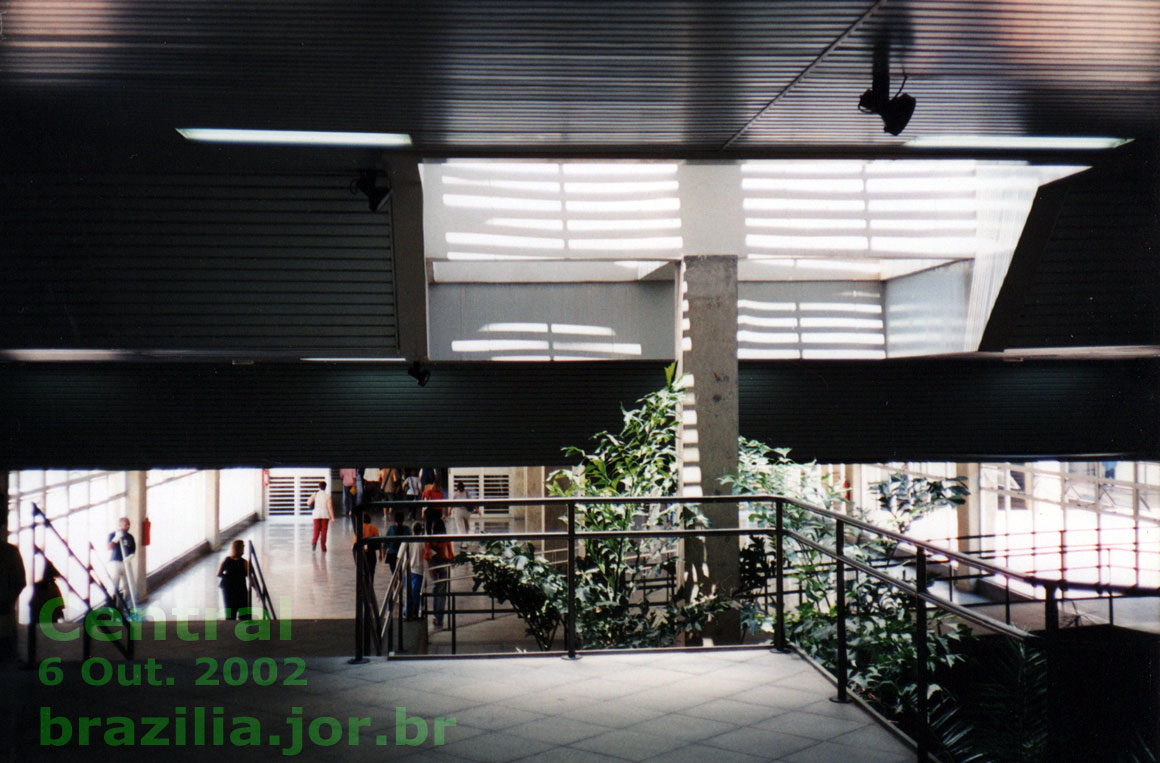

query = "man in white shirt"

[450,481,481,552]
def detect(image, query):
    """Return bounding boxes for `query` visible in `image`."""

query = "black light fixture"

[407,361,430,387]
[859,38,915,136]
[353,169,391,212]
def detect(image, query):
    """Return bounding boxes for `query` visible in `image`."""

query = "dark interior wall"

[0,359,1155,470]
[740,358,1159,463]
[1,139,400,358]
[982,143,1160,350]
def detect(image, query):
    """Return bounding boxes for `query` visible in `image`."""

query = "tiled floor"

[12,516,917,760]
[10,647,916,761]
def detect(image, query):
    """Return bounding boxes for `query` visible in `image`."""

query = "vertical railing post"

[565,501,578,659]
[1044,582,1062,761]
[351,535,367,664]
[450,580,458,655]
[774,500,787,653]
[915,549,930,762]
[832,518,849,703]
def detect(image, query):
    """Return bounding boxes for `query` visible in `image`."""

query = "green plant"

[462,364,729,650]
[869,472,968,536]
[724,451,977,751]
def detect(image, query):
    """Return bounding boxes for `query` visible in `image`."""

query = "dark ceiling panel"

[4,1,1155,154]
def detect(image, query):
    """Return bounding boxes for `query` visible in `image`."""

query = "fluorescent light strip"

[177,128,411,147]
[906,135,1130,150]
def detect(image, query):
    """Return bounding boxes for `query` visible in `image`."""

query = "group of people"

[355,509,456,629]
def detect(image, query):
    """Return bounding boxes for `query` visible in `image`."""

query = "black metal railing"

[245,539,277,619]
[28,503,134,662]
[351,495,1160,761]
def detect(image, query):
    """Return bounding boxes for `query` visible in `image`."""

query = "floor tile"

[571,728,687,761]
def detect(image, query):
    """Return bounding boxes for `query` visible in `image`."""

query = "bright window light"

[567,218,681,232]
[176,128,412,147]
[800,317,884,329]
[566,198,680,213]
[563,180,679,194]
[800,301,882,314]
[452,340,551,352]
[446,232,564,249]
[443,176,561,193]
[479,323,549,333]
[739,348,801,359]
[739,315,799,329]
[561,163,678,176]
[737,330,801,344]
[443,194,562,212]
[551,341,643,355]
[747,217,866,231]
[905,135,1131,150]
[445,251,560,261]
[738,299,797,313]
[549,324,615,337]
[747,234,869,251]
[801,332,885,345]
[742,178,865,193]
[742,160,866,174]
[744,199,865,212]
[568,236,683,251]
[487,218,565,231]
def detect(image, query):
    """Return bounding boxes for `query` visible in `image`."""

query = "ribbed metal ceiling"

[2,0,1157,153]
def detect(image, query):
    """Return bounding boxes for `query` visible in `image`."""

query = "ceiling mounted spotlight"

[407,361,431,387]
[859,37,915,136]
[353,169,392,212]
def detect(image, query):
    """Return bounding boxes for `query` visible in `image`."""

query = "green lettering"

[103,716,135,746]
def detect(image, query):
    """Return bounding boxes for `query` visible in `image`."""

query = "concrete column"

[677,255,740,644]
[204,470,221,552]
[126,471,148,602]
[386,155,429,362]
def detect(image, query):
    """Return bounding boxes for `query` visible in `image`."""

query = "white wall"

[883,261,971,357]
[429,282,676,360]
[737,282,886,360]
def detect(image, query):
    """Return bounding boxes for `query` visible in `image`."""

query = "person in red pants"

[307,481,334,551]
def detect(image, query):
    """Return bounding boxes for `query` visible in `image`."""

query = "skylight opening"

[568,237,683,251]
[561,163,678,176]
[563,180,679,194]
[486,218,566,231]
[747,234,869,251]
[743,198,865,212]
[443,176,561,193]
[567,218,681,232]
[446,232,565,250]
[479,323,550,334]
[565,198,680,213]
[443,194,562,212]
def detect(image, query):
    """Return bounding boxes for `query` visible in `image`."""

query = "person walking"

[307,481,334,552]
[340,468,359,525]
[424,519,455,630]
[402,469,423,520]
[353,512,383,584]
[384,509,411,573]
[216,539,251,620]
[406,522,426,619]
[450,481,480,553]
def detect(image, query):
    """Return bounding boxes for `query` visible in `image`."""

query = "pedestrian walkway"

[11,646,916,761]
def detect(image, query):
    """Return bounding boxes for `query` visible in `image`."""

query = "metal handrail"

[29,503,134,662]
[245,540,277,619]
[352,494,1159,762]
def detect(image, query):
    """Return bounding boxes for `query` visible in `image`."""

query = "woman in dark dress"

[217,539,251,620]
